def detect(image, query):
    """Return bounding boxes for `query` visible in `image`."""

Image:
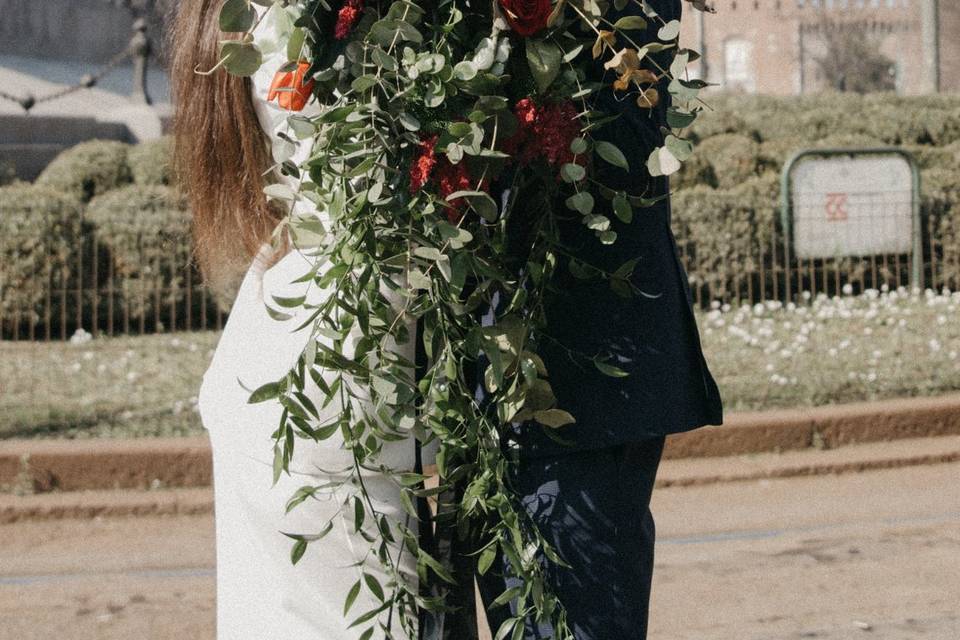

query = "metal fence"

[677,148,959,307]
[2,211,957,342]
[1,227,227,342]
[675,212,955,308]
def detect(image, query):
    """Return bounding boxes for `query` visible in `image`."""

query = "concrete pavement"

[1,458,958,640]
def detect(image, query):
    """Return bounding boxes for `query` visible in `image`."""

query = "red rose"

[499,0,552,37]
[435,159,474,223]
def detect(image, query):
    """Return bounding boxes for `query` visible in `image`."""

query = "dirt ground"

[1,462,958,640]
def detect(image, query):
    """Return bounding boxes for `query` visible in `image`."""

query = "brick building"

[679,0,960,94]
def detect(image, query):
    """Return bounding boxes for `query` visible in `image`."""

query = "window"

[723,38,756,92]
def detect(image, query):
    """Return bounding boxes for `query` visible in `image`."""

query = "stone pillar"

[697,8,709,81]
[921,0,940,93]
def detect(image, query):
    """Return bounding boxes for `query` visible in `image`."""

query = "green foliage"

[689,94,960,148]
[0,184,83,332]
[211,0,716,635]
[0,161,16,186]
[677,134,766,189]
[673,172,781,300]
[920,167,960,289]
[673,93,960,302]
[128,136,173,186]
[36,139,132,203]
[85,185,195,326]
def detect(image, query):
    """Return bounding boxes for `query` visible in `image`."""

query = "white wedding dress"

[197,11,421,639]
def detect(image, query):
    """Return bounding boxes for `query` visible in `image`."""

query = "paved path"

[1,462,957,639]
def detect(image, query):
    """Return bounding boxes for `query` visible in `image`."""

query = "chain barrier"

[0,16,153,112]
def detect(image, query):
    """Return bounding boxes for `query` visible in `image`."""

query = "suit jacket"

[482,0,724,457]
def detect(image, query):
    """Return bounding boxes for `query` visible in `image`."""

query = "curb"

[0,487,213,525]
[2,394,960,494]
[0,437,211,494]
[661,393,960,459]
[3,436,958,523]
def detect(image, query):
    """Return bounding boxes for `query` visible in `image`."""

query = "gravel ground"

[1,461,958,640]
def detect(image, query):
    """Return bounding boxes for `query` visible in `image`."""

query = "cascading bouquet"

[213,0,711,637]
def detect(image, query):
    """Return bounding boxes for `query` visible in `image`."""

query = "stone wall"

[680,0,959,95]
[0,0,135,63]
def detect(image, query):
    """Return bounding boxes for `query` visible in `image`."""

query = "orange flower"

[266,61,315,111]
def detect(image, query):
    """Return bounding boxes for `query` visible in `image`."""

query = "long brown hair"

[170,0,281,283]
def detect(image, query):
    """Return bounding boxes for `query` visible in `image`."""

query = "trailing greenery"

[210,0,715,637]
[35,139,132,203]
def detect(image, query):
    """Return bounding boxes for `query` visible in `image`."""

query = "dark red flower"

[409,135,439,193]
[504,98,583,176]
[334,0,364,40]
[538,100,581,168]
[499,0,552,37]
[435,159,474,224]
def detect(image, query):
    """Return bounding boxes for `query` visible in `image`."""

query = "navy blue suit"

[501,2,722,457]
[474,1,723,638]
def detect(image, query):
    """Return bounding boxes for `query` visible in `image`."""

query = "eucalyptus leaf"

[219,0,256,33]
[658,19,681,41]
[533,409,576,428]
[219,41,262,77]
[594,140,629,171]
[525,39,562,93]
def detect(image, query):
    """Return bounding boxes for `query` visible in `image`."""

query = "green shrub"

[688,109,754,143]
[670,94,960,301]
[758,134,887,175]
[36,140,131,203]
[920,167,960,290]
[673,172,781,301]
[128,136,173,186]
[0,184,83,335]
[0,161,16,186]
[85,185,197,327]
[682,134,769,190]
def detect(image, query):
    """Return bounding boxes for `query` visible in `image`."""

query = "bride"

[170,0,723,638]
[172,2,422,638]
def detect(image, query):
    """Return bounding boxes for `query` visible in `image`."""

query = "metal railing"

[675,209,958,308]
[1,224,226,342]
[0,1,157,112]
[2,209,958,342]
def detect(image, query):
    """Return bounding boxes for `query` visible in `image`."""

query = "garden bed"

[2,288,959,440]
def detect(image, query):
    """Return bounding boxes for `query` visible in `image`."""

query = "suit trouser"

[481,435,667,640]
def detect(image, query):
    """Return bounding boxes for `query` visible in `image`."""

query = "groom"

[422,0,723,638]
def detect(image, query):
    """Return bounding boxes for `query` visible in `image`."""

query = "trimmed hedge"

[689,94,960,148]
[920,167,960,290]
[36,139,132,203]
[674,93,960,302]
[128,136,173,186]
[0,184,84,332]
[85,185,196,326]
[673,172,781,301]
